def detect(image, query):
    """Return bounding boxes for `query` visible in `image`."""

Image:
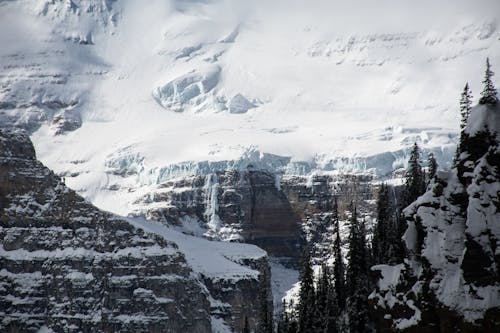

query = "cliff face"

[131,169,378,268]
[370,104,500,332]
[132,170,304,262]
[0,129,274,333]
[0,129,211,332]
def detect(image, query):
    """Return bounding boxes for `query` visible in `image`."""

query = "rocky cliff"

[0,129,212,332]
[370,104,500,332]
[0,129,270,333]
[131,170,304,263]
[130,169,379,269]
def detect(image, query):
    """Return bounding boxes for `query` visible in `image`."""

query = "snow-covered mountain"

[1,0,499,216]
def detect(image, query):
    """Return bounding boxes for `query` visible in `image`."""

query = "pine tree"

[257,271,273,333]
[479,57,498,105]
[324,266,339,333]
[372,183,391,264]
[346,207,370,333]
[312,264,329,333]
[404,142,425,207]
[427,152,438,181]
[455,83,474,165]
[280,299,299,333]
[332,196,346,311]
[460,83,473,131]
[298,248,315,333]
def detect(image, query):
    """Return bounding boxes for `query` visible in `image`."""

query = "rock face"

[132,170,379,266]
[370,104,500,332]
[133,170,304,263]
[0,129,212,332]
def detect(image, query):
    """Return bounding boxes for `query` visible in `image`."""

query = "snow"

[211,315,232,333]
[0,0,493,215]
[204,173,222,239]
[127,217,267,282]
[228,94,255,114]
[269,257,299,313]
[394,300,422,330]
[372,264,404,291]
[465,104,500,138]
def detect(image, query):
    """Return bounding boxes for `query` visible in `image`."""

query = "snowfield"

[0,0,498,214]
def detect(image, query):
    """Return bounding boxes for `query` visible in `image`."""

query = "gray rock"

[0,129,212,333]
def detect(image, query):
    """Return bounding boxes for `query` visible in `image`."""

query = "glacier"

[0,0,498,214]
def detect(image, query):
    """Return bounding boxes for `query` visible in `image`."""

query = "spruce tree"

[325,266,339,333]
[332,196,346,311]
[257,271,273,333]
[282,299,298,333]
[372,183,391,264]
[479,57,498,105]
[460,83,473,131]
[346,207,370,333]
[455,83,474,165]
[298,248,315,333]
[312,264,329,333]
[427,152,438,181]
[404,142,425,207]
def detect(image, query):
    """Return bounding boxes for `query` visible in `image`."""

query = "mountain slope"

[0,128,271,332]
[0,128,212,332]
[1,0,499,215]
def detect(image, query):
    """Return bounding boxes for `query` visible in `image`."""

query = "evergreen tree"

[427,152,438,181]
[404,142,425,207]
[242,316,250,333]
[372,183,391,264]
[332,196,346,311]
[324,267,339,333]
[312,264,329,333]
[479,57,498,105]
[297,248,315,333]
[277,303,286,333]
[257,271,273,333]
[460,83,473,131]
[346,207,370,333]
[280,299,298,333]
[455,83,474,165]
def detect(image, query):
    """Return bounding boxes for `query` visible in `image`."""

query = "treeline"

[276,140,433,333]
[248,58,497,333]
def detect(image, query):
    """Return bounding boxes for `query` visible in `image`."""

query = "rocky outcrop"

[370,104,500,332]
[0,129,212,332]
[132,170,304,262]
[202,255,271,331]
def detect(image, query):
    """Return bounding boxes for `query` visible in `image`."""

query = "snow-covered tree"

[332,196,346,311]
[298,249,315,333]
[427,152,438,181]
[460,83,473,131]
[404,142,425,207]
[372,183,391,264]
[346,207,370,333]
[479,58,498,105]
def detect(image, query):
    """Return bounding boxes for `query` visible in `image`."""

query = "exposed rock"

[132,170,379,267]
[0,129,212,332]
[132,170,303,263]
